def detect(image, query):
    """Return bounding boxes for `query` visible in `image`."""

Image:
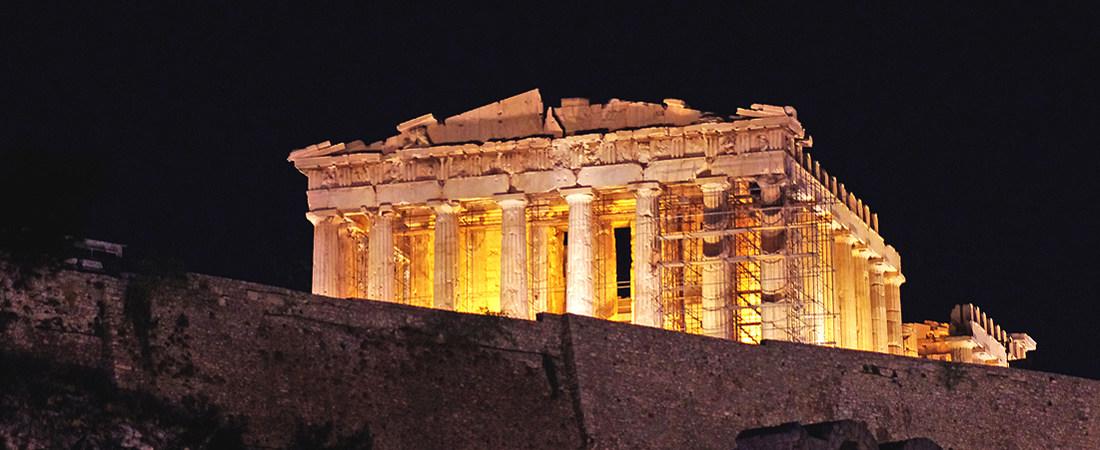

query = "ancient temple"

[287,89,1033,360]
[907,304,1037,366]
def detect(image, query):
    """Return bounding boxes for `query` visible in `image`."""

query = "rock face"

[1,260,1098,449]
[735,420,942,450]
[0,354,246,449]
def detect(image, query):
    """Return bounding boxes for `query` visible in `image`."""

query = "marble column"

[562,187,595,316]
[949,344,975,363]
[353,229,369,299]
[366,205,395,302]
[307,212,341,297]
[869,260,889,353]
[632,182,662,328]
[338,224,359,298]
[431,201,459,311]
[698,176,732,339]
[832,234,859,349]
[529,223,550,319]
[497,194,529,319]
[852,247,874,351]
[758,176,788,341]
[885,272,905,355]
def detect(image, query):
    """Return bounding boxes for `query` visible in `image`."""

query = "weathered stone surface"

[1,262,1096,449]
[641,156,707,182]
[510,168,575,193]
[375,180,441,205]
[735,420,929,450]
[306,185,377,210]
[552,97,702,134]
[878,438,943,450]
[709,151,785,177]
[442,174,510,199]
[575,163,642,188]
[736,420,881,450]
[427,89,548,144]
[0,354,246,449]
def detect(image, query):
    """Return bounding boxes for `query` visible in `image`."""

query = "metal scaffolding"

[378,152,839,347]
[656,157,838,345]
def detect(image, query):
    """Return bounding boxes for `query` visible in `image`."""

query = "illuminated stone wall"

[0,264,1094,448]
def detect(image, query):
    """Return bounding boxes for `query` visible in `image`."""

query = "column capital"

[755,174,786,187]
[560,186,595,203]
[629,181,662,197]
[362,204,398,218]
[695,175,730,192]
[427,199,461,215]
[494,192,529,208]
[833,232,859,246]
[869,258,891,274]
[851,246,876,259]
[885,272,906,286]
[305,209,340,225]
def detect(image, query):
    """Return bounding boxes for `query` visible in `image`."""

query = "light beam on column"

[496,193,529,319]
[366,205,396,302]
[430,200,459,311]
[561,187,596,317]
[631,182,662,328]
[307,211,341,297]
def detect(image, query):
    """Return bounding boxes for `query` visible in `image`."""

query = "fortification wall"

[1,264,580,448]
[566,313,1096,449]
[1,263,1096,449]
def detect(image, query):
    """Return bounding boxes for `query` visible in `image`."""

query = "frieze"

[303,121,803,191]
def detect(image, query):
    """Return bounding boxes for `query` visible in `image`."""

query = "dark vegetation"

[0,353,245,449]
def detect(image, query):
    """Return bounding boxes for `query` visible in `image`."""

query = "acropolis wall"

[0,263,1089,448]
[289,89,908,352]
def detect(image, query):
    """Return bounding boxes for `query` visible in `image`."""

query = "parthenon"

[287,89,1033,359]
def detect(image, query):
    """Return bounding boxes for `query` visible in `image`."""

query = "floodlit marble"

[285,89,1032,364]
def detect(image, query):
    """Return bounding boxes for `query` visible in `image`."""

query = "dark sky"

[4,4,1099,378]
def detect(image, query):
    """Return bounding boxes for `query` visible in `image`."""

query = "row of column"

[308,185,667,324]
[832,232,904,355]
[311,183,903,353]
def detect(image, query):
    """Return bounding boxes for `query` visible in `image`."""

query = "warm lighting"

[290,92,960,359]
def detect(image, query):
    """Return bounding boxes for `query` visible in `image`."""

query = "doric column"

[832,233,859,349]
[949,343,976,364]
[757,176,788,341]
[338,224,359,298]
[530,223,550,318]
[885,272,905,355]
[562,187,596,316]
[366,205,396,302]
[869,259,889,353]
[430,201,459,311]
[497,194,529,319]
[307,212,342,297]
[698,176,732,339]
[852,246,874,351]
[353,229,369,299]
[631,182,662,328]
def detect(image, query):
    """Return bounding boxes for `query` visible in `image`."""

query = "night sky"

[5,4,1098,378]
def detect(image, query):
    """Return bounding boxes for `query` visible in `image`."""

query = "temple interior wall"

[458,225,501,313]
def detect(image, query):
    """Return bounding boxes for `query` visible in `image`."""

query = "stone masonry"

[0,262,1094,449]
